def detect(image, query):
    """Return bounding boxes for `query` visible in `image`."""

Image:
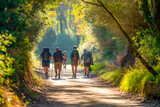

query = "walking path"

[35,64,144,107]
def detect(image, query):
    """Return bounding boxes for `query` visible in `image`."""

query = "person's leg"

[55,62,58,78]
[86,66,90,78]
[84,66,87,76]
[64,62,67,69]
[74,60,78,78]
[58,62,62,78]
[44,67,48,78]
[74,66,77,78]
[72,65,75,78]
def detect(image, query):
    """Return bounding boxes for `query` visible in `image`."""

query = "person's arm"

[53,53,55,62]
[78,57,80,65]
[40,52,43,59]
[81,54,84,63]
[70,51,72,58]
[49,52,53,59]
[53,58,55,62]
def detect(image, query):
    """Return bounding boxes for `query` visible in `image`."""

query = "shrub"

[90,62,106,74]
[120,68,155,94]
[100,69,123,86]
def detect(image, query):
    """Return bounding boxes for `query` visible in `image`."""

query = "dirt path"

[33,64,144,107]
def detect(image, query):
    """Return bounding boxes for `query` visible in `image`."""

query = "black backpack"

[71,50,79,61]
[55,50,63,62]
[42,48,50,61]
[84,51,92,63]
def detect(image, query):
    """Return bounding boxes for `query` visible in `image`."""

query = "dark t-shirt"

[53,50,63,62]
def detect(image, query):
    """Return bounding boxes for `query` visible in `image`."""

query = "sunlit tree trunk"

[82,0,158,77]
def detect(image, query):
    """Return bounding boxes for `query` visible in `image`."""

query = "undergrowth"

[91,61,160,97]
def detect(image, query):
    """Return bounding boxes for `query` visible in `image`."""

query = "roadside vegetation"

[1,0,160,106]
[71,0,160,98]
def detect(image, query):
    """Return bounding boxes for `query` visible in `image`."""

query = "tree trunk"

[120,46,135,68]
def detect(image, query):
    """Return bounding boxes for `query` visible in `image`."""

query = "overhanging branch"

[82,0,102,7]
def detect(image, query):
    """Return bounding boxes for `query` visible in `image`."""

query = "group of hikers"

[40,45,93,79]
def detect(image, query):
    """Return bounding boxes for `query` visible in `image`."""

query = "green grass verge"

[90,62,160,97]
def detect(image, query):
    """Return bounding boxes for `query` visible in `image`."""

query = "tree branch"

[82,0,158,77]
[81,0,102,7]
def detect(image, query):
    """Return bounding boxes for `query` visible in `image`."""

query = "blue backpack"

[42,48,50,61]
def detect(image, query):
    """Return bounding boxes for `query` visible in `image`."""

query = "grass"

[90,62,106,74]
[120,68,155,94]
[90,61,160,97]
[100,69,124,86]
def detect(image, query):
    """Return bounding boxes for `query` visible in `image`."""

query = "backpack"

[84,51,92,63]
[42,48,50,61]
[55,50,63,62]
[71,50,79,61]
[63,53,67,59]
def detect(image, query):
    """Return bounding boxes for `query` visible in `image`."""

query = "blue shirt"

[40,52,52,63]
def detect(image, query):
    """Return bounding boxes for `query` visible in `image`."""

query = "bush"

[120,68,155,94]
[100,69,123,86]
[90,62,106,74]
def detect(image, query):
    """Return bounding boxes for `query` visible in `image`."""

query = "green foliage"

[90,62,106,74]
[0,0,60,106]
[120,68,155,93]
[133,29,160,64]
[100,69,123,86]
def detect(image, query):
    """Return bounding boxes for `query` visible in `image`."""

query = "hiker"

[53,47,63,79]
[62,51,68,69]
[70,45,80,78]
[81,49,87,76]
[81,50,93,78]
[40,48,52,79]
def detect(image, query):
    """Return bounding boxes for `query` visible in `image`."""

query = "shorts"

[84,62,90,67]
[55,62,62,70]
[42,62,50,68]
[71,60,78,66]
[63,59,67,61]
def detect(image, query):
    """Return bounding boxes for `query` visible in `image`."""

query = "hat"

[83,49,87,51]
[73,45,77,48]
[63,51,67,53]
[56,47,59,50]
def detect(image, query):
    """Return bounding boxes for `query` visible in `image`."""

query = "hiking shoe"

[87,74,89,78]
[45,73,49,79]
[58,74,60,79]
[84,73,86,76]
[72,74,75,78]
[74,74,76,78]
[55,74,57,78]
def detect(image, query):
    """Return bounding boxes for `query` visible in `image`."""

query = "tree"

[82,0,158,77]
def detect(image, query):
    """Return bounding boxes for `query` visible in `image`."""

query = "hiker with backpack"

[81,50,93,78]
[53,47,63,79]
[40,48,52,79]
[62,51,68,69]
[70,45,80,78]
[81,49,87,76]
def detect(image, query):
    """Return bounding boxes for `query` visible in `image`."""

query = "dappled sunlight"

[43,65,142,107]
